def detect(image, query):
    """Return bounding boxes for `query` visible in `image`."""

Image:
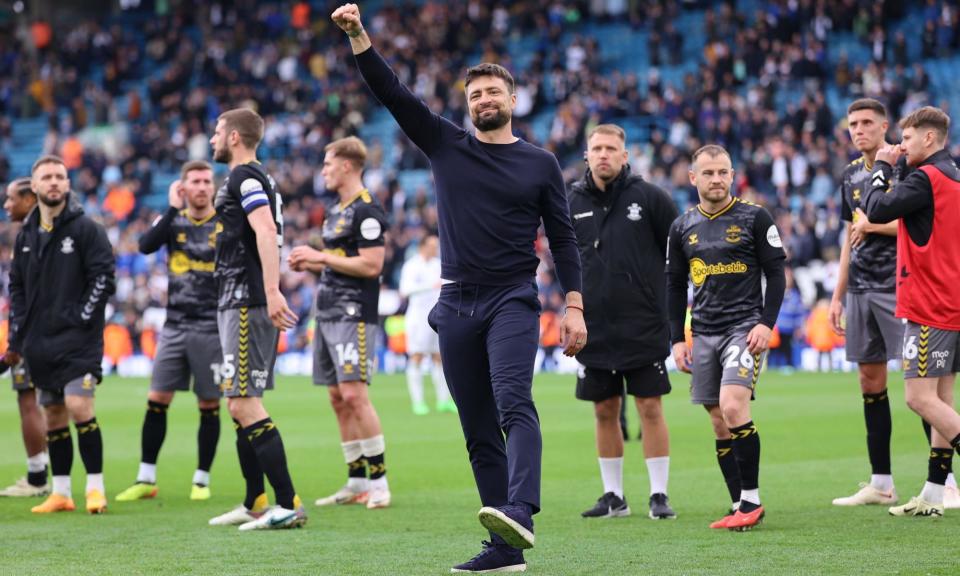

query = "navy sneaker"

[478,504,535,549]
[648,493,676,519]
[581,492,631,518]
[451,540,526,573]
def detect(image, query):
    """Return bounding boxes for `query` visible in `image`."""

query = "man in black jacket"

[7,155,116,515]
[568,124,679,520]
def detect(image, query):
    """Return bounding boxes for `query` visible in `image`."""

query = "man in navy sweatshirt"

[333,4,586,573]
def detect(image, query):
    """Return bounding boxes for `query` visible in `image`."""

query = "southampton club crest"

[61,236,75,254]
[626,202,642,221]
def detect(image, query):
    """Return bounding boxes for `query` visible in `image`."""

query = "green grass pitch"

[0,371,956,575]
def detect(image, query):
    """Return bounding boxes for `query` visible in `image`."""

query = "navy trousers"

[429,281,542,513]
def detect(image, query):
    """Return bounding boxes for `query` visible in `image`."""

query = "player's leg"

[438,285,525,573]
[406,352,428,414]
[476,284,540,550]
[187,329,224,499]
[629,363,674,519]
[705,405,739,517]
[339,378,390,509]
[64,379,106,514]
[2,387,49,496]
[31,393,76,513]
[210,307,267,526]
[893,371,959,517]
[716,329,765,531]
[691,333,739,526]
[314,321,368,505]
[227,306,303,531]
[117,389,174,501]
[577,367,630,518]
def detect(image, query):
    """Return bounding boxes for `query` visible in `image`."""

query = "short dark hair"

[218,108,264,149]
[899,106,950,142]
[691,144,731,165]
[180,160,213,180]
[10,177,33,197]
[587,124,626,143]
[464,63,515,94]
[847,98,887,118]
[31,155,66,175]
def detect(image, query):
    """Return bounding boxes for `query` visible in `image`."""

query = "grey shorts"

[690,326,763,405]
[902,321,960,379]
[150,323,224,400]
[10,360,33,392]
[845,291,904,363]
[313,321,376,386]
[38,374,99,406]
[217,306,278,398]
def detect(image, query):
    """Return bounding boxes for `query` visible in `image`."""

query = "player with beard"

[8,156,116,514]
[334,4,585,572]
[666,145,786,531]
[205,108,305,531]
[116,161,224,503]
[0,177,49,498]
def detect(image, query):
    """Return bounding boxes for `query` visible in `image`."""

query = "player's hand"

[560,307,587,357]
[850,209,871,247]
[288,246,326,273]
[828,298,845,336]
[266,290,299,330]
[875,143,902,167]
[168,179,184,210]
[3,350,20,367]
[746,324,773,354]
[672,342,692,373]
[332,4,363,35]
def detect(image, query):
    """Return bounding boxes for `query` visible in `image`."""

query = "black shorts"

[575,361,671,402]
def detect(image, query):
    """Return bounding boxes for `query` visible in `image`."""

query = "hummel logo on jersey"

[872,170,885,188]
[61,237,75,254]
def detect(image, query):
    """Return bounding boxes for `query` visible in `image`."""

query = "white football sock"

[137,462,157,484]
[369,476,389,490]
[27,452,47,473]
[740,488,760,506]
[598,457,624,498]
[52,475,71,498]
[870,474,894,492]
[193,469,210,487]
[406,362,424,405]
[86,473,104,494]
[920,481,944,504]
[946,473,957,489]
[645,456,669,496]
[431,362,450,404]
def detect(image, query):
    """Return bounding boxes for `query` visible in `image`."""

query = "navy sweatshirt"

[355,47,582,294]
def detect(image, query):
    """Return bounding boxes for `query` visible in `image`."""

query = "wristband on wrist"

[565,304,584,313]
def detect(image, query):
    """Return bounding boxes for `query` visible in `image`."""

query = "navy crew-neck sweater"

[355,47,582,294]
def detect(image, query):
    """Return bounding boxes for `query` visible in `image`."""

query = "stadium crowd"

[2,0,960,369]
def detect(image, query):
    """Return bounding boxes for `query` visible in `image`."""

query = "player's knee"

[44,405,69,429]
[858,366,886,392]
[720,403,746,428]
[198,398,220,411]
[339,383,369,411]
[65,396,95,422]
[635,397,663,422]
[594,397,620,422]
[904,388,932,415]
[148,390,175,405]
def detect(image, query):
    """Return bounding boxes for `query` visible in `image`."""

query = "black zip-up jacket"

[8,194,116,389]
[567,166,679,370]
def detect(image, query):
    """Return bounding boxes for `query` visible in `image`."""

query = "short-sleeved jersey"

[840,157,899,293]
[315,190,388,324]
[164,211,219,328]
[214,162,283,310]
[666,198,786,335]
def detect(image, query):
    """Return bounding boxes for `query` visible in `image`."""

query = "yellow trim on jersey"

[697,197,737,220]
[339,188,372,210]
[182,209,216,226]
